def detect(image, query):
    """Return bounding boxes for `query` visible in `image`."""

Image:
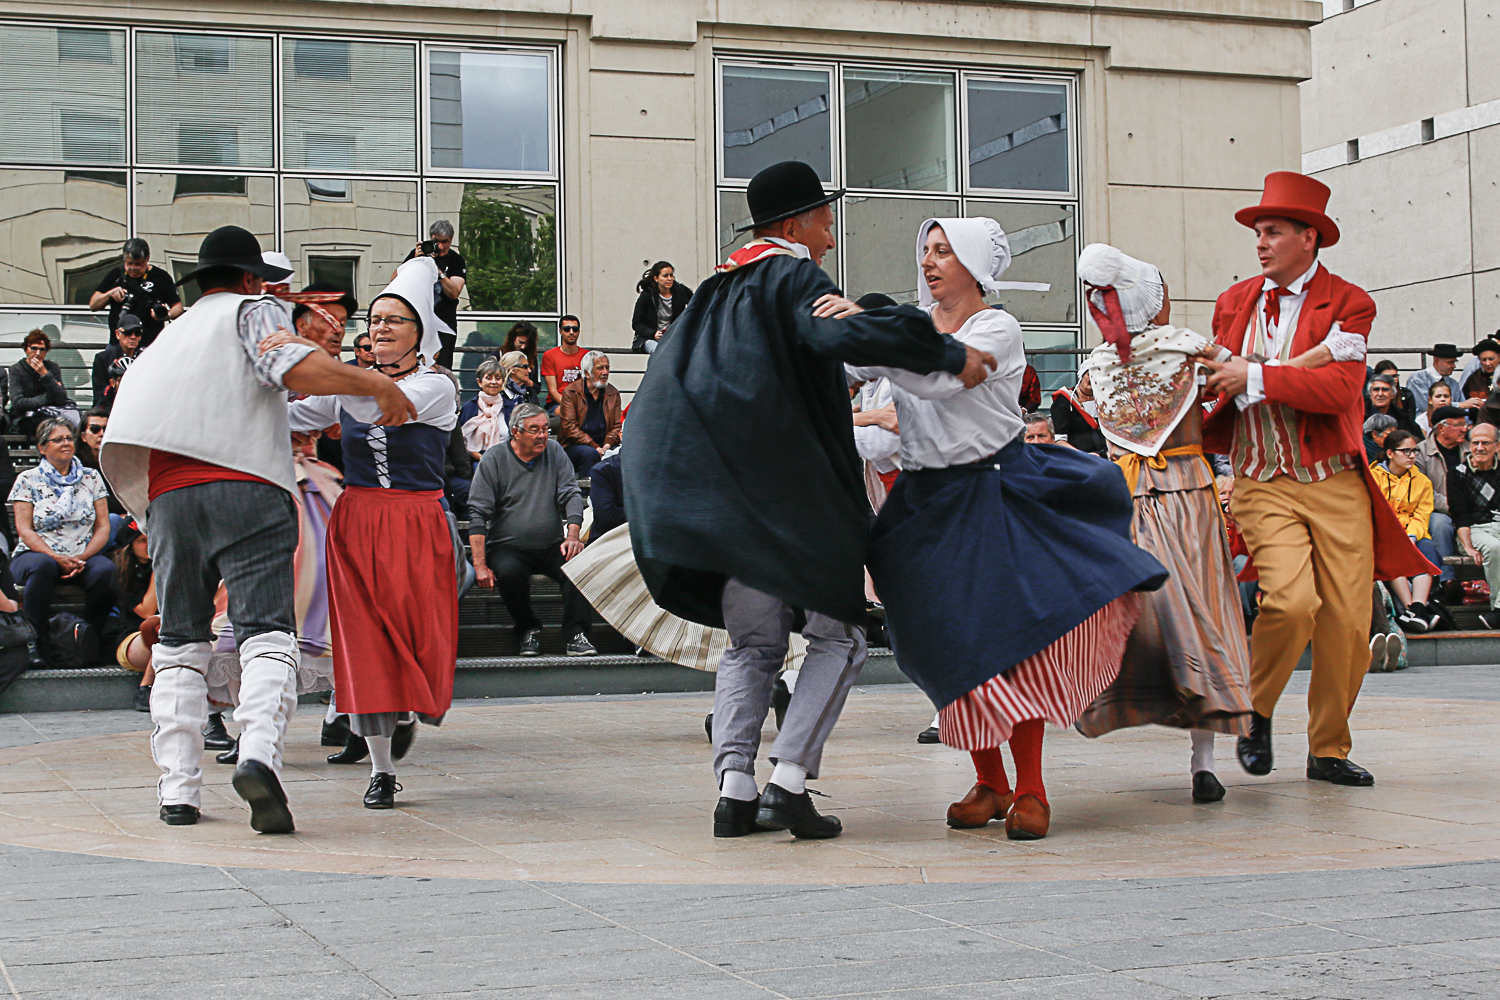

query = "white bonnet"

[1077,243,1165,335]
[372,255,453,366]
[915,218,1050,308]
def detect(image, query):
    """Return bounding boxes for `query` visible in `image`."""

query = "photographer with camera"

[91,312,143,412]
[401,221,465,368]
[88,239,183,348]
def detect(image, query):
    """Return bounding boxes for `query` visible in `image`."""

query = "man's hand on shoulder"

[811,294,863,320]
[369,377,418,426]
[1203,355,1251,397]
[957,345,997,389]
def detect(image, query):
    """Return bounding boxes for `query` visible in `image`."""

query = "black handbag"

[0,609,35,698]
[47,613,98,669]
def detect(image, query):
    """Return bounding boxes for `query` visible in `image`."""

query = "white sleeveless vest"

[100,291,297,520]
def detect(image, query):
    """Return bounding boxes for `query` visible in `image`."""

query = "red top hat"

[1234,171,1340,248]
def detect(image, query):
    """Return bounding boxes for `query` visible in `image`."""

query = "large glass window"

[282,177,418,309]
[0,25,127,165]
[0,170,128,305]
[966,79,1070,193]
[135,32,274,169]
[135,172,276,303]
[284,40,416,173]
[843,196,958,303]
[717,59,1079,371]
[428,48,552,174]
[843,69,955,192]
[721,64,832,182]
[426,182,557,313]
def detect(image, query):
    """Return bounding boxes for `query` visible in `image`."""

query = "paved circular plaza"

[1,685,1495,884]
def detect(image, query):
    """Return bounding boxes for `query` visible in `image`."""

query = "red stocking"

[1009,718,1047,807]
[969,747,1011,796]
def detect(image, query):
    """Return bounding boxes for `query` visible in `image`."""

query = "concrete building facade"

[0,0,1322,397]
[1301,0,1499,354]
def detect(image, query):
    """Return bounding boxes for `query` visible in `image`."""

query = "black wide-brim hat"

[175,225,294,286]
[1431,343,1460,359]
[735,160,844,233]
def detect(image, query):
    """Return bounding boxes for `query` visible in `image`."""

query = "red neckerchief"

[1084,283,1133,364]
[1052,387,1099,428]
[268,289,346,332]
[715,239,800,274]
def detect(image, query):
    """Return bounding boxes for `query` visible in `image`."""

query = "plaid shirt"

[1446,461,1500,529]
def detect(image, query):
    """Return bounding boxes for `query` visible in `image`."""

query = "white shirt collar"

[762,236,811,260]
[1262,261,1319,297]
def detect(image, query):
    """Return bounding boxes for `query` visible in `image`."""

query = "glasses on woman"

[368,316,415,329]
[1392,447,1419,456]
[26,344,46,354]
[44,435,72,446]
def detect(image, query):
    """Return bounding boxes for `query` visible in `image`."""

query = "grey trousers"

[147,480,299,647]
[712,578,868,783]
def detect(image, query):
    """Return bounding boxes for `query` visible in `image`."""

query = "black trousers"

[487,544,592,639]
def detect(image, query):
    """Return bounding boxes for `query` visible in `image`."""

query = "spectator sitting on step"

[1364,413,1397,464]
[540,316,585,411]
[9,330,80,440]
[1415,405,1470,603]
[460,355,532,462]
[91,312,143,411]
[1019,363,1041,413]
[1370,429,1445,634]
[1365,373,1422,440]
[500,322,539,377]
[1451,422,1500,629]
[559,351,622,476]
[8,417,115,667]
[349,332,376,369]
[1368,360,1418,421]
[1407,343,1463,418]
[1416,381,1454,435]
[74,408,126,517]
[112,519,160,712]
[632,261,693,354]
[587,440,625,543]
[1457,336,1500,403]
[1050,360,1106,456]
[467,404,596,658]
[1023,411,1073,447]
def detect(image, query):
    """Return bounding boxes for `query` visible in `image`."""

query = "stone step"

[0,648,906,714]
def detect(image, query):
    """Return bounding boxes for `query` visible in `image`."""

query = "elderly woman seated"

[460,353,534,462]
[1364,413,1398,464]
[8,418,114,665]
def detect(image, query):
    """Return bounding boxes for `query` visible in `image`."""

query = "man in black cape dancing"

[623,161,994,839]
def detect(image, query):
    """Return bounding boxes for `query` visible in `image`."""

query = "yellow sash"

[1114,443,1212,495]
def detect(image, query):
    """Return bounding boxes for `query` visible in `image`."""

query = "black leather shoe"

[704,712,714,741]
[159,804,199,826]
[327,733,369,764]
[916,726,940,745]
[321,716,351,747]
[133,685,152,713]
[215,738,239,766]
[1307,755,1374,786]
[391,720,416,761]
[202,713,235,751]
[1237,712,1273,775]
[1192,771,1226,803]
[363,772,401,810]
[755,782,842,839]
[771,677,791,731]
[231,759,295,834]
[714,796,773,837]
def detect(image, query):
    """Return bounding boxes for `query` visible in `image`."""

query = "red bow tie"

[1264,286,1295,329]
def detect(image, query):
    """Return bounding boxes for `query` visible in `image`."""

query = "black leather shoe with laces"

[1192,771,1226,803]
[215,738,239,766]
[755,782,842,839]
[202,713,235,751]
[1237,711,1273,776]
[1307,754,1374,786]
[321,716,351,747]
[159,804,199,825]
[771,677,791,731]
[231,760,295,834]
[714,796,772,837]
[363,773,401,809]
[391,720,416,760]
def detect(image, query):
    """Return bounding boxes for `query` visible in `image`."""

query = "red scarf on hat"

[1084,284,1133,364]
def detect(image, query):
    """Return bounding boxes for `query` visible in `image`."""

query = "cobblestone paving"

[0,664,1495,998]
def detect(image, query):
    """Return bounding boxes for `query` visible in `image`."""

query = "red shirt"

[540,346,585,400]
[147,450,272,502]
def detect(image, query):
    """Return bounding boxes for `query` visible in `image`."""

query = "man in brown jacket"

[559,350,621,474]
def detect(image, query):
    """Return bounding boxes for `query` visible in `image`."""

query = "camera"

[117,282,167,325]
[420,239,440,256]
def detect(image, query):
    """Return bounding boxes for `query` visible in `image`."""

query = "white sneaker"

[1368,633,1389,673]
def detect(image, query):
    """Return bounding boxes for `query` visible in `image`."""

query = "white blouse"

[845,306,1025,471]
[286,367,459,434]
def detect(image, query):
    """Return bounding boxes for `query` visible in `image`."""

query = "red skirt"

[326,486,458,717]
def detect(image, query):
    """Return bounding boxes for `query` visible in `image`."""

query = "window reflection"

[721,65,832,182]
[967,80,1070,193]
[717,189,838,282]
[0,169,128,305]
[134,172,275,304]
[0,25,127,165]
[284,40,415,173]
[136,32,273,169]
[964,201,1076,324]
[283,177,417,309]
[429,49,551,173]
[425,182,556,312]
[844,69,955,192]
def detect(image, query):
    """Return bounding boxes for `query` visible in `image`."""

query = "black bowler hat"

[1432,343,1460,359]
[735,160,843,232]
[1474,338,1500,357]
[175,226,293,287]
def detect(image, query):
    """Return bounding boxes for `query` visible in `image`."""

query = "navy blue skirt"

[867,438,1168,710]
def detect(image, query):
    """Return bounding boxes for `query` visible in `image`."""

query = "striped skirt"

[938,593,1141,749]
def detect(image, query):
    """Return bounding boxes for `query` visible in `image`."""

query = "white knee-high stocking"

[368,735,395,776]
[150,643,213,808]
[235,632,300,775]
[1190,728,1216,775]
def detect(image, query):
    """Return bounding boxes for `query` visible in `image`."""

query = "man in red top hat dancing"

[1201,172,1433,787]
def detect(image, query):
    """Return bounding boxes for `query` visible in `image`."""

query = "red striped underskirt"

[938,593,1142,750]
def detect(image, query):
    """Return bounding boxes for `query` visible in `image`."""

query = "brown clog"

[945,783,1014,829]
[1005,793,1051,840]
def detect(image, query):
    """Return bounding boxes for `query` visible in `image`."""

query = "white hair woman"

[458,354,530,462]
[825,218,1166,840]
[287,256,460,810]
